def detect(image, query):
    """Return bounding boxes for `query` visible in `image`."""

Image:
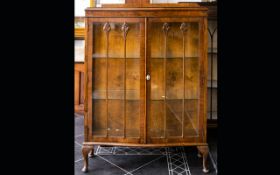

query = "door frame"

[85,17,146,144]
[146,17,207,144]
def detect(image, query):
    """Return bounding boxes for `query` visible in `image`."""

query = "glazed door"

[87,18,145,143]
[146,18,207,144]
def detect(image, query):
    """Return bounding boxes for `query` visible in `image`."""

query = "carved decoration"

[103,22,111,33]
[121,22,129,40]
[162,23,170,36]
[180,22,188,34]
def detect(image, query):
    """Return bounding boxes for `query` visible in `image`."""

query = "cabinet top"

[85,4,208,18]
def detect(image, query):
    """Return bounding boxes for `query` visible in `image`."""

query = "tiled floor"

[75,114,217,175]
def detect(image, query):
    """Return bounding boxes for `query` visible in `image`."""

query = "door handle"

[146,74,151,81]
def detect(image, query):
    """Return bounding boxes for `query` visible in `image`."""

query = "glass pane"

[126,59,140,99]
[126,101,140,137]
[166,100,182,137]
[148,101,164,138]
[184,100,199,137]
[107,58,125,137]
[92,22,141,138]
[92,57,107,136]
[150,58,164,100]
[166,58,184,99]
[93,23,107,58]
[92,59,107,99]
[109,23,125,58]
[126,58,140,137]
[92,23,107,136]
[185,57,199,99]
[185,23,199,57]
[108,58,125,99]
[165,23,184,137]
[92,99,107,136]
[126,23,141,58]
[108,99,124,137]
[148,21,200,139]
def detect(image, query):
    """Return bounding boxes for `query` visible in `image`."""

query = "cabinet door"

[146,18,207,144]
[86,18,145,143]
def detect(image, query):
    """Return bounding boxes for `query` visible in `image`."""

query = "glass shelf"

[92,56,140,59]
[93,90,139,100]
[151,57,199,59]
[150,98,199,100]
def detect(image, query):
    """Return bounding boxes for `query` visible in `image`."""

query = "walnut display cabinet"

[83,3,209,173]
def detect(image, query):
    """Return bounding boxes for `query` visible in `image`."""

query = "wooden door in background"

[75,63,85,114]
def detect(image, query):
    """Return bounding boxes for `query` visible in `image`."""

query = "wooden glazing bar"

[162,23,170,139]
[144,18,147,143]
[122,22,129,138]
[103,22,111,138]
[180,22,188,138]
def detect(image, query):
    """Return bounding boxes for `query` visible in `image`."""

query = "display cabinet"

[83,3,209,173]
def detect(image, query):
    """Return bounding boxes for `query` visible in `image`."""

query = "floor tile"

[75,134,84,145]
[75,156,126,175]
[75,143,83,162]
[75,115,84,136]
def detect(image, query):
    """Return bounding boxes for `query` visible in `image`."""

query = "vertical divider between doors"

[144,18,148,144]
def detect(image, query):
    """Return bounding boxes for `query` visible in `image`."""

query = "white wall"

[75,40,85,62]
[75,0,91,16]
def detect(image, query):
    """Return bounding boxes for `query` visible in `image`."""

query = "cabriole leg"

[82,145,94,173]
[197,145,209,173]
[89,148,94,158]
